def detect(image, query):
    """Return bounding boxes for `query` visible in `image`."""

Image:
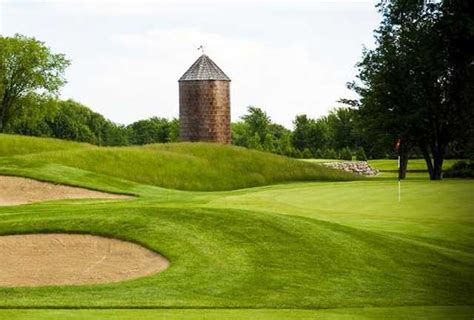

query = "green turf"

[205,179,474,252]
[368,158,459,172]
[1,306,473,320]
[0,134,472,318]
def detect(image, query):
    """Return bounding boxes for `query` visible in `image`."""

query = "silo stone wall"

[179,80,231,144]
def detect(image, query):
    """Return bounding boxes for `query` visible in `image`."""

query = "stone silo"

[178,54,231,144]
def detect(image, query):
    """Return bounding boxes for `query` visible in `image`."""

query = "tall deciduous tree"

[232,106,295,156]
[241,106,271,143]
[128,117,174,145]
[292,115,313,151]
[0,34,70,132]
[352,0,474,180]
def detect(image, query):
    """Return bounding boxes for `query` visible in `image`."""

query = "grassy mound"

[0,134,89,157]
[0,134,357,190]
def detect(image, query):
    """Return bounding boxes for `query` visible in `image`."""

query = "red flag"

[395,138,401,152]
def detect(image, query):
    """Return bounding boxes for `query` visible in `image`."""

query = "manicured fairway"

[206,179,474,251]
[2,306,474,320]
[0,134,472,319]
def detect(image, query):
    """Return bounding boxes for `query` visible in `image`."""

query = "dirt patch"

[0,175,130,206]
[0,234,169,287]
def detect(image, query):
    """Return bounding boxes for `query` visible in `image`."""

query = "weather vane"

[197,45,205,55]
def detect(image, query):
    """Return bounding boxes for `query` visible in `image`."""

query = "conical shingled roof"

[179,54,231,82]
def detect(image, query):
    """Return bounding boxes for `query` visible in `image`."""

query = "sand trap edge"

[0,175,133,206]
[0,233,169,287]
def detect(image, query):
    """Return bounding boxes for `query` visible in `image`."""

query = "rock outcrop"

[321,161,379,176]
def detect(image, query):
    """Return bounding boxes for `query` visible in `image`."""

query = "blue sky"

[1,0,380,128]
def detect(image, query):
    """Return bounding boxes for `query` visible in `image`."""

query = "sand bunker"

[0,175,130,206]
[0,234,169,287]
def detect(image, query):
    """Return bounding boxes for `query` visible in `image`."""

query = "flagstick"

[398,155,401,203]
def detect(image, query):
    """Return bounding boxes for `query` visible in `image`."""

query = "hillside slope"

[0,134,90,157]
[0,134,357,191]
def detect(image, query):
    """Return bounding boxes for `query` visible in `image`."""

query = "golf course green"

[0,134,472,319]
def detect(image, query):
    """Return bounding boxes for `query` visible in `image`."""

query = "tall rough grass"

[1,135,358,190]
[0,134,90,157]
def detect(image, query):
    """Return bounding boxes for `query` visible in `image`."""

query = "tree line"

[232,106,369,160]
[1,91,372,160]
[5,93,179,146]
[4,93,470,163]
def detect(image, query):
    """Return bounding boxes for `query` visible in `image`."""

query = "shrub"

[290,149,303,159]
[355,147,367,161]
[314,149,324,159]
[301,148,313,159]
[323,148,338,160]
[339,147,353,161]
[444,161,474,178]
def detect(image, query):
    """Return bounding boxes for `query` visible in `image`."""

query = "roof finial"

[197,45,205,55]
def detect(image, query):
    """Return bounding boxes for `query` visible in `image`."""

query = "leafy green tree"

[231,122,250,147]
[248,132,263,150]
[102,123,129,146]
[232,106,294,155]
[4,93,56,136]
[169,118,180,142]
[241,106,271,143]
[277,130,295,156]
[326,108,358,150]
[6,95,127,146]
[128,117,173,145]
[0,34,70,132]
[292,115,330,154]
[292,115,312,151]
[267,123,293,155]
[232,107,296,155]
[311,118,331,151]
[47,100,96,143]
[351,0,474,180]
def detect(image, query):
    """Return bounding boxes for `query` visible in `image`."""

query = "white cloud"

[62,28,354,127]
[0,1,5,33]
[13,0,376,18]
[4,1,374,127]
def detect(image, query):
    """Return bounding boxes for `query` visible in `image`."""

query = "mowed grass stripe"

[1,306,474,320]
[368,159,459,172]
